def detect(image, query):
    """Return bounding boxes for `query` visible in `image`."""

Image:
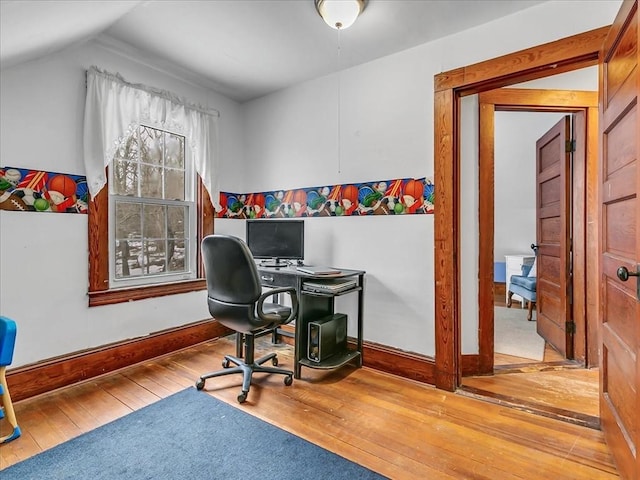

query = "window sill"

[88,278,206,307]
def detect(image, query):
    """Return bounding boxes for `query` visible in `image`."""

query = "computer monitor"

[246,219,304,266]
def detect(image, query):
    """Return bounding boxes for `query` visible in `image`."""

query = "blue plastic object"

[0,316,17,366]
[0,316,20,443]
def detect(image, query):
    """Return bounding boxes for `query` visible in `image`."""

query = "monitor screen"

[246,220,305,263]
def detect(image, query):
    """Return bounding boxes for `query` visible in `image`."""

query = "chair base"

[195,335,293,403]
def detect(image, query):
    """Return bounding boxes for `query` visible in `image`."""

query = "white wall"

[494,111,566,260]
[0,0,621,366]
[0,40,244,367]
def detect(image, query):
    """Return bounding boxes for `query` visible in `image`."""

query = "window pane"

[143,204,166,239]
[115,201,142,239]
[114,202,142,279]
[167,206,186,273]
[114,127,139,161]
[164,132,184,169]
[140,126,163,166]
[165,168,185,200]
[168,239,186,273]
[140,164,163,198]
[112,159,138,196]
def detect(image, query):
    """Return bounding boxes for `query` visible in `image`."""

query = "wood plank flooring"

[459,290,600,429]
[0,336,617,479]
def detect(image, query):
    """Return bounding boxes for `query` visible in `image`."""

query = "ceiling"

[0,0,549,103]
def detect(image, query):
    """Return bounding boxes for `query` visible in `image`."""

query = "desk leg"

[356,274,364,367]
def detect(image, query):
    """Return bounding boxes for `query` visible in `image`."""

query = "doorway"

[459,88,600,426]
[432,26,608,392]
[474,87,599,372]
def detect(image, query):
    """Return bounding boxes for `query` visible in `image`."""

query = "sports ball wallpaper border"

[217,177,434,219]
[0,167,88,214]
[0,166,435,219]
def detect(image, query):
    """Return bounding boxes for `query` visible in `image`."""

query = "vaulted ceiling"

[0,0,548,102]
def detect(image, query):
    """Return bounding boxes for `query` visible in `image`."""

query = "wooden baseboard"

[277,327,437,385]
[7,319,232,402]
[362,342,435,384]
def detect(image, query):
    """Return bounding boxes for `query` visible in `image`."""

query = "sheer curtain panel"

[83,66,220,208]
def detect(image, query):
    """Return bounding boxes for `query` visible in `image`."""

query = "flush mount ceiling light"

[315,0,367,30]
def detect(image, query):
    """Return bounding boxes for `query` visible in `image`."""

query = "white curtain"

[83,66,220,209]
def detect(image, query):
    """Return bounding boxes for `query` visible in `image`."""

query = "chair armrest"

[257,287,299,324]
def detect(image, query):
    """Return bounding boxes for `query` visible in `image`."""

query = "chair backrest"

[0,317,17,367]
[201,235,263,331]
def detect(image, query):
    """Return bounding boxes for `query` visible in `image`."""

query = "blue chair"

[507,263,537,321]
[0,316,21,443]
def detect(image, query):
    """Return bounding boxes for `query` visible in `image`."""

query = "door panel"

[536,116,572,357]
[599,1,639,479]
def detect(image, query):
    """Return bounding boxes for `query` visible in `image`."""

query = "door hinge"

[566,321,576,335]
[566,139,576,152]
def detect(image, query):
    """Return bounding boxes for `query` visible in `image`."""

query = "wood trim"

[474,88,598,374]
[88,186,109,292]
[88,279,207,306]
[362,342,435,385]
[458,385,600,430]
[585,106,599,367]
[434,88,460,391]
[572,110,587,362]
[479,88,599,109]
[434,27,607,391]
[435,27,608,93]
[478,100,495,375]
[198,177,215,277]
[6,319,232,402]
[474,90,598,376]
[461,354,481,376]
[278,326,437,385]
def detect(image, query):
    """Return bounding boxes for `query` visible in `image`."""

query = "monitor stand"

[259,258,289,268]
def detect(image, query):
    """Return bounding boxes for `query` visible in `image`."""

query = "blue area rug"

[3,388,386,479]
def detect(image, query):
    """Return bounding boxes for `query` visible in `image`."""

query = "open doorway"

[493,110,568,366]
[459,85,600,426]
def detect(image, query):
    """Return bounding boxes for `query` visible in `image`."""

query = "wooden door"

[599,1,639,479]
[535,116,572,357]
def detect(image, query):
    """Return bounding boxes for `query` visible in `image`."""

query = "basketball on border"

[49,174,76,198]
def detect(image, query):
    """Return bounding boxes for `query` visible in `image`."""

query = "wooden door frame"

[473,89,599,375]
[433,26,609,391]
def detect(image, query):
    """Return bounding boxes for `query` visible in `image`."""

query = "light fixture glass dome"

[315,0,367,30]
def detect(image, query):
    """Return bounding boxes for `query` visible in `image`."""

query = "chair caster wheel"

[272,356,278,366]
[222,358,230,368]
[284,375,293,386]
[237,391,248,403]
[195,379,205,390]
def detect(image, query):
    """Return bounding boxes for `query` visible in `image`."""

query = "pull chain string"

[337,27,342,174]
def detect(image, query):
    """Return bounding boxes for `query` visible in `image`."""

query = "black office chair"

[196,234,298,403]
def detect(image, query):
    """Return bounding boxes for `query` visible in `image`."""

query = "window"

[84,67,218,306]
[89,152,215,306]
[110,125,195,287]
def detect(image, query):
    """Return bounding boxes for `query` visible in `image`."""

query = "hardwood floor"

[459,289,600,430]
[0,336,617,479]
